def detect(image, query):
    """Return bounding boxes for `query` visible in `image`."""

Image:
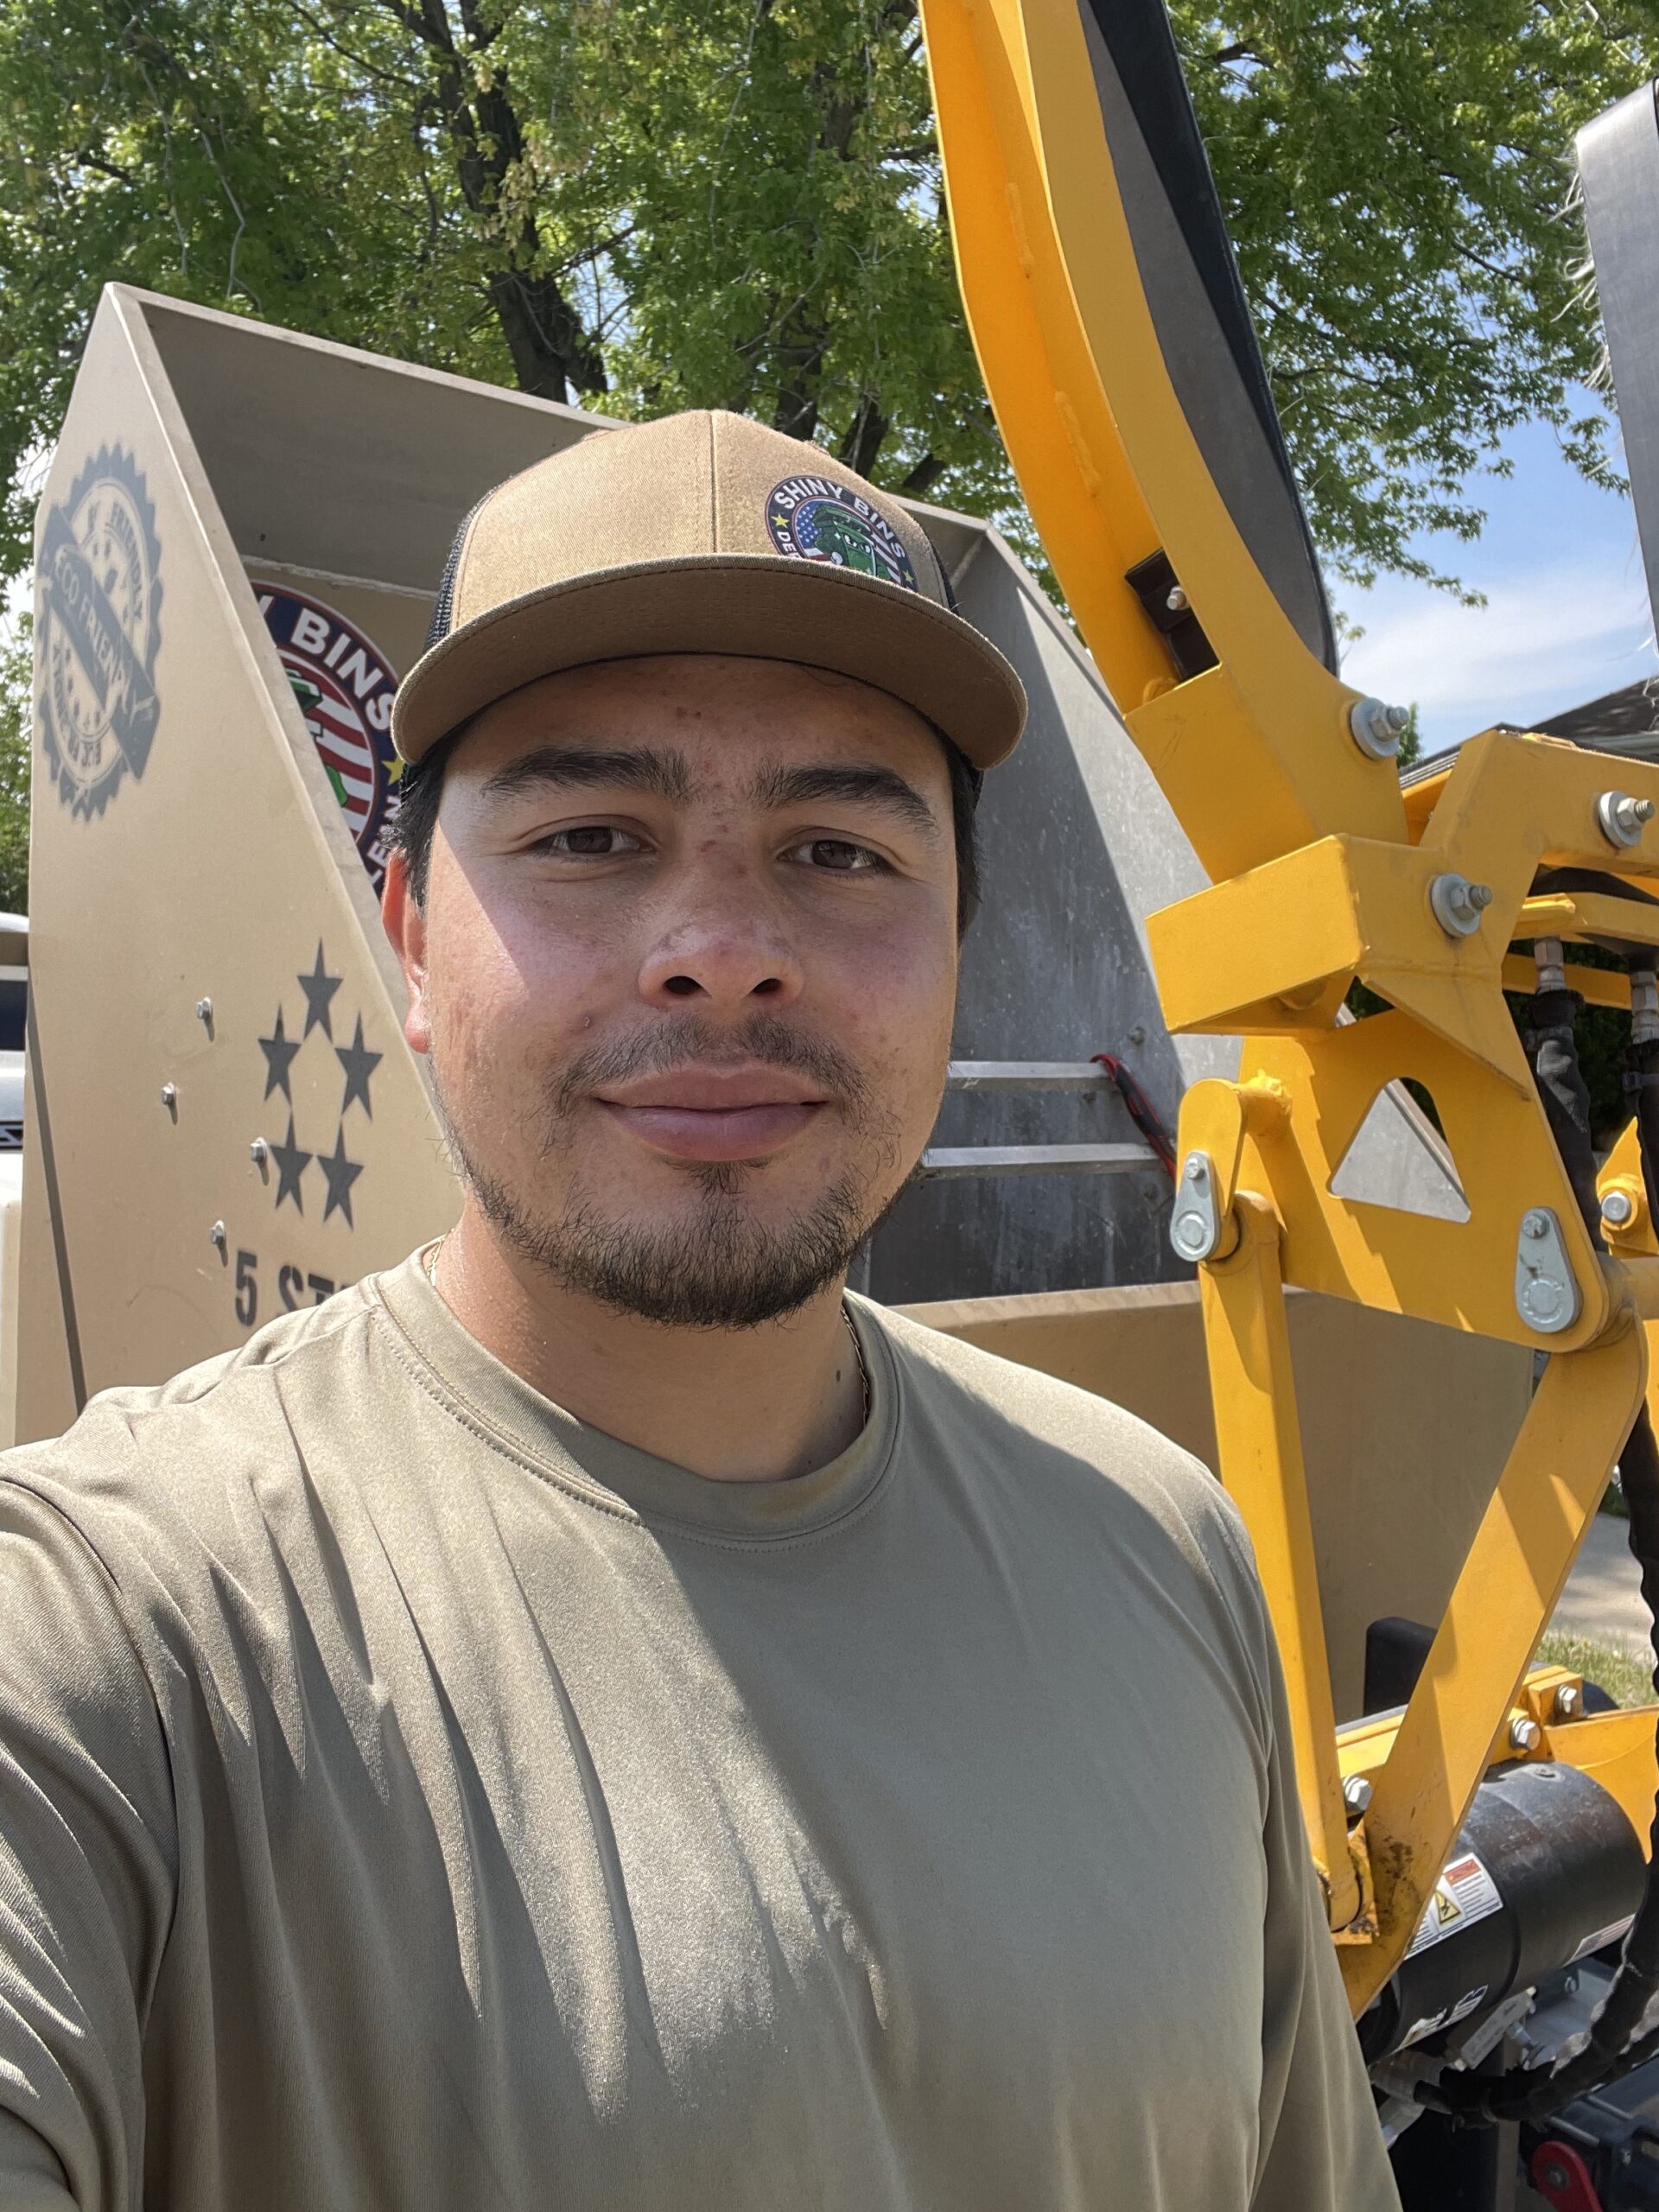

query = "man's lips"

[594,1065,830,1162]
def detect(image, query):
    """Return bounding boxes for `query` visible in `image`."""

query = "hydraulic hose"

[1416,945,1659,2124]
[1525,948,1604,1237]
[1628,963,1659,1234]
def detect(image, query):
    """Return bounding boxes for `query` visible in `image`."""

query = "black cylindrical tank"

[1360,1760,1646,2063]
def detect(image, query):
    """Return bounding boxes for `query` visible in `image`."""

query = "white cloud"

[1340,562,1659,745]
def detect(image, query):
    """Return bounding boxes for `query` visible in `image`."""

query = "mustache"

[551,1013,874,1116]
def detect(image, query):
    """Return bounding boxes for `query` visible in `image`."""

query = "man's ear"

[381,849,433,1055]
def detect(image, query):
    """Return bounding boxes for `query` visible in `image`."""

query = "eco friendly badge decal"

[766,475,918,591]
[256,586,401,894]
[36,444,163,820]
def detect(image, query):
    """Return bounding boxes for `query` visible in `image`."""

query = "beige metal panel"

[244,568,432,691]
[0,1151,23,1449]
[134,292,610,596]
[18,287,464,1439]
[17,1021,83,1442]
[898,1283,1532,1718]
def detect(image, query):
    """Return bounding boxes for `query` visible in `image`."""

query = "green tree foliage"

[2,0,1656,912]
[3,0,1654,582]
[0,620,29,915]
[0,0,1000,587]
[1179,0,1641,593]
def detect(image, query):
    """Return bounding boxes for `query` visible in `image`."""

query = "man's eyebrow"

[746,761,942,840]
[475,745,695,805]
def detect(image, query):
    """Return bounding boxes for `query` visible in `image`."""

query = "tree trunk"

[839,392,889,478]
[486,268,607,404]
[379,0,607,404]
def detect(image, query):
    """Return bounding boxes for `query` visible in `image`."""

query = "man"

[0,410,1398,2209]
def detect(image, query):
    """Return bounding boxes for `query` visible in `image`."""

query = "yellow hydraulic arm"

[920,0,1659,2015]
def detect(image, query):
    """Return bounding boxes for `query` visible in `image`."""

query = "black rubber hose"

[1415,977,1659,2125]
[1631,1029,1659,1235]
[1528,985,1604,1240]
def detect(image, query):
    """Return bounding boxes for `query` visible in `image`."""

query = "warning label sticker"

[1569,1914,1634,1967]
[1404,1851,1503,1961]
[1402,1982,1490,2050]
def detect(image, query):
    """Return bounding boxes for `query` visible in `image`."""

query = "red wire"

[1091,1054,1178,1176]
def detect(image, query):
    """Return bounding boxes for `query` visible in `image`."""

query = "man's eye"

[535,825,643,857]
[791,837,885,873]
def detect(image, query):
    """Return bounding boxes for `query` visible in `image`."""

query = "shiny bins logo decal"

[36,445,163,819]
[765,475,918,591]
[257,587,401,893]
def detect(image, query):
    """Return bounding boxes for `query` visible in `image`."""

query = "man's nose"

[637,902,806,1009]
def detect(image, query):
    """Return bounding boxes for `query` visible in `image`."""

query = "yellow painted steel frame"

[922,0,1659,2017]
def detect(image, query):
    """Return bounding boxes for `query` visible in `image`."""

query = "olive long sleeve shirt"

[0,1255,1398,2209]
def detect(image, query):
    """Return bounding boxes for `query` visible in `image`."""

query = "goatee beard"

[435,1012,909,1329]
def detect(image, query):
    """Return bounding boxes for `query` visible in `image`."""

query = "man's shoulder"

[864,1297,1262,1625]
[868,1297,1227,1501]
[0,1268,398,1550]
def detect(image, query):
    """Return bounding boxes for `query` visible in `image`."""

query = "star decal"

[335,1015,382,1119]
[257,1006,302,1103]
[270,1115,312,1214]
[297,943,342,1040]
[318,1123,363,1229]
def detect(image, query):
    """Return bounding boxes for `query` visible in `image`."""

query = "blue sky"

[1338,407,1659,755]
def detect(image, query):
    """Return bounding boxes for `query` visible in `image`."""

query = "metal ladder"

[917,1062,1166,1179]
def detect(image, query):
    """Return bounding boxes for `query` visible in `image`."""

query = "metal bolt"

[1516,1206,1580,1334]
[250,1137,270,1168]
[1170,1150,1224,1264]
[1597,791,1657,849]
[1554,1683,1582,1722]
[1165,584,1189,614]
[195,997,213,1024]
[208,1220,226,1251]
[1510,1713,1541,1753]
[1343,1775,1373,1815]
[1349,697,1410,761]
[1429,872,1493,938]
[160,1083,177,1115]
[1602,1187,1637,1230]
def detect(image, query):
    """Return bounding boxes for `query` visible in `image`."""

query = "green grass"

[1535,1629,1656,1710]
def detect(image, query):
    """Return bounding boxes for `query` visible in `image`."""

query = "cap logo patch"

[766,475,917,591]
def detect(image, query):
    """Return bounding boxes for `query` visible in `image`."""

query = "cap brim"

[391,556,1027,770]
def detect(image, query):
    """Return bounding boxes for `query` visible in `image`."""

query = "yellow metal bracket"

[1344,1309,1647,2007]
[922,0,1659,2023]
[1197,1189,1358,1929]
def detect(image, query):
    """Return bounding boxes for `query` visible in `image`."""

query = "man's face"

[385,653,961,1327]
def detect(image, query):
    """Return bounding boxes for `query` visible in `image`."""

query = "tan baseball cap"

[392,410,1027,771]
